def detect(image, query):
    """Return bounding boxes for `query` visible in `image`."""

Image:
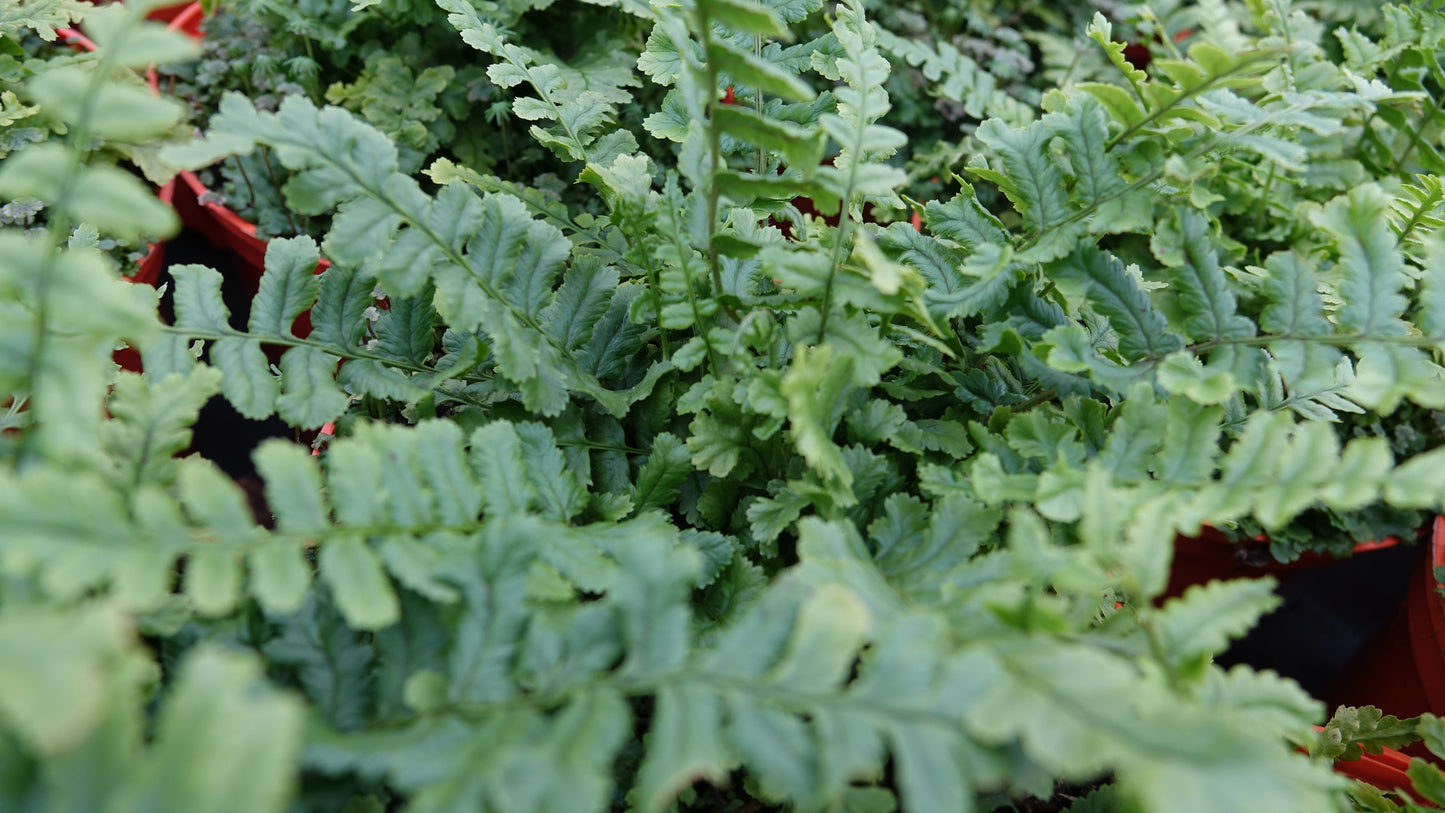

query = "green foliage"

[162,0,643,237]
[14,0,1445,811]
[1316,709,1445,811]
[439,0,641,167]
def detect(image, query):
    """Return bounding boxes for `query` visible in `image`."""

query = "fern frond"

[0,416,726,628]
[1257,251,1346,391]
[0,0,90,41]
[875,29,1013,123]
[812,0,903,214]
[304,552,1000,813]
[1315,183,1409,337]
[0,232,160,466]
[165,94,668,418]
[439,0,639,166]
[103,366,222,490]
[0,5,197,467]
[1389,173,1445,252]
[168,260,349,427]
[1151,210,1255,343]
[0,603,303,812]
[1258,355,1366,423]
[1049,246,1185,363]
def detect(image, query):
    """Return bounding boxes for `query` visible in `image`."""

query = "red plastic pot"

[1336,744,1414,790]
[1163,526,1403,602]
[1330,742,1432,804]
[1329,517,1445,756]
[74,3,332,345]
[171,171,301,283]
[143,1,203,36]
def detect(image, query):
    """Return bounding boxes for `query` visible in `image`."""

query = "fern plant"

[0,4,307,811]
[11,0,1445,811]
[1314,707,1445,811]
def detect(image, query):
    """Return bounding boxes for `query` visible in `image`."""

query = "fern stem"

[158,325,457,378]
[753,25,766,177]
[669,221,722,374]
[1137,614,1181,692]
[1250,162,1277,238]
[816,21,872,345]
[1394,182,1441,247]
[1195,331,1445,352]
[1105,51,1277,152]
[411,669,980,732]
[815,215,857,344]
[1390,91,1442,175]
[1023,96,1321,255]
[694,1,738,322]
[638,252,671,358]
[18,6,139,468]
[231,154,260,213]
[258,147,301,235]
[1354,110,1381,168]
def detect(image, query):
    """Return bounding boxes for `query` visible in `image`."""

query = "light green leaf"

[470,421,536,517]
[1153,579,1281,668]
[781,345,855,491]
[974,118,1069,235]
[636,685,732,811]
[250,236,321,338]
[1153,398,1222,485]
[276,346,348,429]
[1051,246,1184,362]
[1157,351,1238,404]
[111,647,303,813]
[0,604,137,755]
[1384,446,1445,510]
[103,367,222,488]
[1313,184,1408,337]
[515,422,588,522]
[170,264,233,332]
[186,544,242,618]
[325,197,403,267]
[1318,438,1392,511]
[29,65,185,141]
[767,575,871,691]
[255,440,329,534]
[319,538,400,631]
[212,337,279,420]
[77,6,200,68]
[629,433,693,516]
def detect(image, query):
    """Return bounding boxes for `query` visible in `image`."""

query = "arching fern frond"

[0,418,722,629]
[164,95,670,418]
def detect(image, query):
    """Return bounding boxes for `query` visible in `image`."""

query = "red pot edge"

[1163,525,1407,603]
[1309,725,1428,802]
[1335,750,1417,797]
[1409,517,1445,712]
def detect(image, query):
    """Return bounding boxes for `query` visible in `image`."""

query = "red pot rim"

[1312,725,1425,800]
[1409,517,1445,713]
[1335,747,1418,796]
[56,2,202,53]
[1165,526,1405,602]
